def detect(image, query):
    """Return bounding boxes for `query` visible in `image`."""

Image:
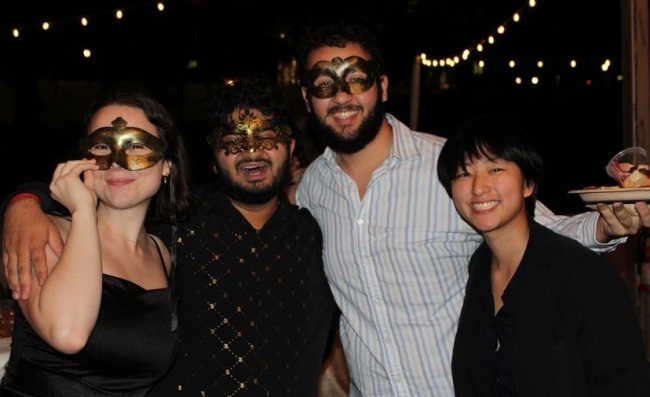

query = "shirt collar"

[321,113,423,169]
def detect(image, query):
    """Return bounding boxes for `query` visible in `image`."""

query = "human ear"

[524,181,535,197]
[379,75,389,102]
[301,87,312,113]
[163,160,172,177]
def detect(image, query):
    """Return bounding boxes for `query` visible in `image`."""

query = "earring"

[163,175,168,185]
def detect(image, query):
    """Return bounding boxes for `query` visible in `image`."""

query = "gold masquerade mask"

[303,56,379,99]
[206,108,292,155]
[79,117,167,170]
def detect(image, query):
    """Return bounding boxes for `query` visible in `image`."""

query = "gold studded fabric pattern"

[148,185,336,396]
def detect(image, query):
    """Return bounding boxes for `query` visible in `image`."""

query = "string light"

[9,1,169,37]
[417,1,617,85]
[420,3,530,66]
[6,1,617,86]
[601,59,611,71]
[8,1,170,70]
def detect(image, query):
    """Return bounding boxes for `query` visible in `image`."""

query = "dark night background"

[0,0,627,215]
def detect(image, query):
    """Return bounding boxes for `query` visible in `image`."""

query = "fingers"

[2,244,21,300]
[596,203,621,235]
[83,169,95,190]
[50,160,99,210]
[597,201,643,238]
[611,202,636,228]
[51,160,98,186]
[3,209,25,299]
[16,246,34,300]
[634,201,650,227]
[32,249,49,288]
[3,243,32,300]
[2,189,62,301]
[53,159,97,175]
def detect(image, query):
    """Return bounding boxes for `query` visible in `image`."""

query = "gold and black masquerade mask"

[303,56,379,99]
[206,108,292,155]
[79,117,167,170]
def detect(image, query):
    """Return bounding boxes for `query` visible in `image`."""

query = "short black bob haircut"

[437,115,544,215]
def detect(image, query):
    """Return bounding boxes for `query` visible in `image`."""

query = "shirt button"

[373,298,380,305]
[357,219,364,225]
[384,337,391,344]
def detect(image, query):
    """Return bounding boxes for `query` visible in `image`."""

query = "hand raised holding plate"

[596,201,650,241]
[571,147,650,241]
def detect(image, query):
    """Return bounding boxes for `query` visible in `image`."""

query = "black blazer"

[452,220,650,397]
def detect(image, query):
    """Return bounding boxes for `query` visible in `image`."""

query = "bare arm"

[21,160,102,354]
[2,196,64,301]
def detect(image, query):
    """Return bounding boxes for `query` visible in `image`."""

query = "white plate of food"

[569,187,650,211]
[568,187,650,203]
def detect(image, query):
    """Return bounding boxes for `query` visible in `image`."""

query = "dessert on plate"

[605,146,650,188]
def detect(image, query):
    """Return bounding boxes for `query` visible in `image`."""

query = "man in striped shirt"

[295,22,650,396]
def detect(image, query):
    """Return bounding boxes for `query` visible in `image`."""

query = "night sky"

[0,0,628,214]
[0,0,622,83]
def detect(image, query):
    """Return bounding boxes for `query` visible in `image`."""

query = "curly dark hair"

[204,78,298,136]
[83,89,195,222]
[296,21,386,87]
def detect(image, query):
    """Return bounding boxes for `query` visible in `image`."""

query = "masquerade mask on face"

[206,108,292,155]
[79,117,168,170]
[304,56,379,99]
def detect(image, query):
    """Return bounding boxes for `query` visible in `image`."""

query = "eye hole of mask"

[87,141,155,156]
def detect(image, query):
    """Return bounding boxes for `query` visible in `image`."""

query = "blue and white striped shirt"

[296,114,618,397]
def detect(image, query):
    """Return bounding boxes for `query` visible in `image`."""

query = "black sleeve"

[0,181,68,220]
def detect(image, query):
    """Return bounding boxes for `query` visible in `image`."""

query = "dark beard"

[308,96,385,155]
[215,153,291,205]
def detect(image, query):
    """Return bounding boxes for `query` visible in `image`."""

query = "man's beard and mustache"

[307,94,385,155]
[215,153,291,204]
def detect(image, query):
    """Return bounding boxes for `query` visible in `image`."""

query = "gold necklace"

[102,224,146,243]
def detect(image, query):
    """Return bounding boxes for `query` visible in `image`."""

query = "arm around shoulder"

[0,181,56,222]
[2,186,64,301]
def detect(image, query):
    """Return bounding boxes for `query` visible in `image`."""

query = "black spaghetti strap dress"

[0,237,178,397]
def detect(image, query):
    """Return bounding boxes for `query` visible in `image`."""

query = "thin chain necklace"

[101,224,146,243]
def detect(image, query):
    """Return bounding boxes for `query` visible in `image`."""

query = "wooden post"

[409,55,421,131]
[621,0,650,359]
